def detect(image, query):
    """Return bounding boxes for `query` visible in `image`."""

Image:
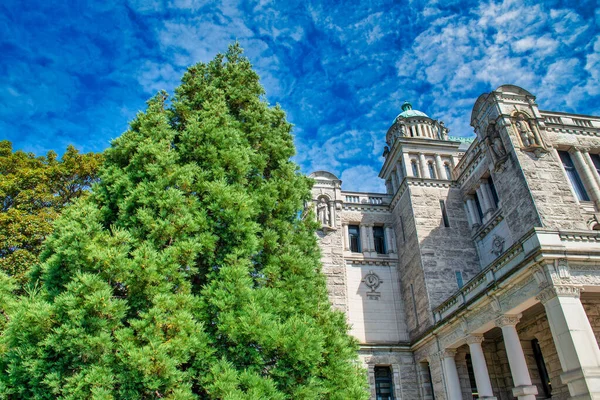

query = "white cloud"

[340,165,385,192]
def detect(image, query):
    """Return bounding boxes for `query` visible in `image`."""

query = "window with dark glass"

[348,225,361,253]
[590,153,600,177]
[473,195,484,220]
[373,226,386,254]
[532,339,552,398]
[428,163,436,179]
[440,200,450,227]
[465,354,478,398]
[375,366,395,400]
[559,150,590,201]
[412,161,419,177]
[487,176,499,207]
[455,271,464,288]
[444,163,452,180]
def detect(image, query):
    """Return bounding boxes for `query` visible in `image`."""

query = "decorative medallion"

[362,270,383,300]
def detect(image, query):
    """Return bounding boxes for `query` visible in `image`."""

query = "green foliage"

[0,141,102,289]
[0,44,369,399]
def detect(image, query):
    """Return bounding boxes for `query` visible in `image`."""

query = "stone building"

[310,85,600,400]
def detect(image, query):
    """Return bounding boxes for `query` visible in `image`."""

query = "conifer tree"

[0,44,369,399]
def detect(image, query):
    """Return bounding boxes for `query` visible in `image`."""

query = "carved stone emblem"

[362,270,383,300]
[490,235,505,256]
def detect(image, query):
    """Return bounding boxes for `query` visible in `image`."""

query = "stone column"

[479,180,495,212]
[464,203,474,227]
[570,147,600,205]
[343,224,349,251]
[403,153,413,177]
[395,161,404,185]
[419,153,428,179]
[441,350,463,400]
[536,285,600,399]
[475,187,491,221]
[366,224,375,252]
[435,154,445,180]
[466,336,497,400]
[391,170,399,193]
[416,123,423,137]
[465,196,480,227]
[328,200,335,228]
[584,151,600,189]
[495,315,538,400]
[360,225,368,253]
[385,226,395,254]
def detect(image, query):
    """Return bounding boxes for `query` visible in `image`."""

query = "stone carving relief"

[435,120,449,140]
[362,270,382,300]
[484,121,509,172]
[317,196,330,226]
[512,112,548,157]
[536,285,581,305]
[490,234,505,256]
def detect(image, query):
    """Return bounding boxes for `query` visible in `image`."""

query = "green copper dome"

[395,101,429,120]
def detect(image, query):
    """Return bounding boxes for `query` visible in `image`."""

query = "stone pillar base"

[560,366,600,399]
[512,384,537,400]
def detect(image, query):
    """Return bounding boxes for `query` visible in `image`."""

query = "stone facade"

[311,85,600,399]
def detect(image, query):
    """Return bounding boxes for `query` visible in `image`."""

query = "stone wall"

[360,349,420,400]
[394,187,432,337]
[406,183,481,313]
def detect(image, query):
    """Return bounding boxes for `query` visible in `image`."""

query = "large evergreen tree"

[0,44,368,399]
[0,141,102,289]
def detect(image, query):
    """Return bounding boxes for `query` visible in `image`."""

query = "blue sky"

[1,0,599,192]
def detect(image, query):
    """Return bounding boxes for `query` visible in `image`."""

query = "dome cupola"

[396,101,429,119]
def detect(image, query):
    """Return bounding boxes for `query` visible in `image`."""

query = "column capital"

[536,285,581,305]
[495,314,521,328]
[438,349,457,359]
[569,146,584,155]
[465,335,485,345]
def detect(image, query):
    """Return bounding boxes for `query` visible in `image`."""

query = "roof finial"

[401,101,413,111]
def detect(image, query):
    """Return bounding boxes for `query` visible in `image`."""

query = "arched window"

[428,163,436,179]
[444,163,452,180]
[411,161,419,177]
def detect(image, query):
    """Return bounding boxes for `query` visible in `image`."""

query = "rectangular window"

[374,366,395,400]
[348,225,361,253]
[427,364,436,400]
[373,226,386,254]
[465,354,478,398]
[428,163,436,179]
[411,161,419,177]
[532,339,552,398]
[440,200,450,227]
[410,284,419,326]
[455,271,464,288]
[559,150,590,201]
[399,216,406,243]
[487,176,499,207]
[473,195,484,220]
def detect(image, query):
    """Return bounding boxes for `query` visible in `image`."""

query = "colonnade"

[387,153,456,194]
[431,285,600,400]
[464,179,497,228]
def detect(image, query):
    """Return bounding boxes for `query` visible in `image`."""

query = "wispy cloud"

[1,0,598,192]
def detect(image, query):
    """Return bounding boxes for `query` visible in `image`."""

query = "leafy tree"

[0,44,369,399]
[0,141,102,289]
